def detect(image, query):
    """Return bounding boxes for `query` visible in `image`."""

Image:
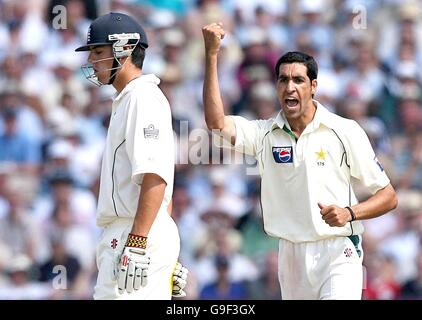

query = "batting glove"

[172,262,189,298]
[117,233,150,295]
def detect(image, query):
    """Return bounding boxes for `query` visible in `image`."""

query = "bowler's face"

[87,45,114,83]
[276,63,317,120]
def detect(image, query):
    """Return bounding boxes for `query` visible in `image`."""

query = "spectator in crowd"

[0,107,41,173]
[0,254,52,299]
[364,253,401,300]
[400,250,422,299]
[246,250,281,299]
[200,254,248,300]
[38,233,82,291]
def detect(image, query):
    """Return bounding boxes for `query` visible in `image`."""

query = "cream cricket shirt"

[96,74,174,227]
[229,101,390,242]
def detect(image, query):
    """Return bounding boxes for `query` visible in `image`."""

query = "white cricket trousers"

[278,236,363,300]
[94,212,180,300]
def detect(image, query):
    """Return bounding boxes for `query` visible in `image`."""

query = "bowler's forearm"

[203,53,226,130]
[351,183,397,220]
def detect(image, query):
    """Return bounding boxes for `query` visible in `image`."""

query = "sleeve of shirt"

[124,87,174,186]
[345,120,390,194]
[216,115,262,157]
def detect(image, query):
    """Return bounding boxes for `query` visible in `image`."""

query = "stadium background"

[0,0,421,300]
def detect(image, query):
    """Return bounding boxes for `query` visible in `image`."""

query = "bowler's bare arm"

[202,23,236,145]
[319,183,398,227]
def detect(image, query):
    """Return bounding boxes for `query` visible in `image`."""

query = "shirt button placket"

[295,139,301,162]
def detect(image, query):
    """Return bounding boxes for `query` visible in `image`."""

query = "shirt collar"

[270,112,287,131]
[113,74,160,102]
[311,100,333,129]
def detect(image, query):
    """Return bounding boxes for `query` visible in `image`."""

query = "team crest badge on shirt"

[143,124,159,139]
[344,247,353,258]
[272,147,293,163]
[315,147,327,166]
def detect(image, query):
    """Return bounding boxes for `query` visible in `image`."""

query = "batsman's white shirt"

[228,101,390,242]
[96,74,174,227]
[94,74,179,300]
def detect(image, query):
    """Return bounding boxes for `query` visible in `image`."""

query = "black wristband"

[345,206,356,222]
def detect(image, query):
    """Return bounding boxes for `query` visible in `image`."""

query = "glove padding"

[172,262,189,298]
[117,246,150,294]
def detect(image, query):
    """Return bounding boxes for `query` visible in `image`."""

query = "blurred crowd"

[0,0,422,300]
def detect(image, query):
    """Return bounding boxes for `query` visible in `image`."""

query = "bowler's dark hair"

[274,51,318,82]
[131,44,146,69]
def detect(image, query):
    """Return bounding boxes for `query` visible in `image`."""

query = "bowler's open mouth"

[285,98,299,108]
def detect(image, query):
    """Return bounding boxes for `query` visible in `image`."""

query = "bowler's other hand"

[318,203,351,227]
[202,22,225,55]
[172,262,189,298]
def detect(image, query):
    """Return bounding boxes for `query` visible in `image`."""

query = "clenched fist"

[202,22,225,56]
[318,203,353,227]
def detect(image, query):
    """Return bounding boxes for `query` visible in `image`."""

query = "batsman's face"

[87,45,114,83]
[276,63,317,120]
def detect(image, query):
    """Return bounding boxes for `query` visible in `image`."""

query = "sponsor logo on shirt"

[143,124,159,139]
[272,146,293,163]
